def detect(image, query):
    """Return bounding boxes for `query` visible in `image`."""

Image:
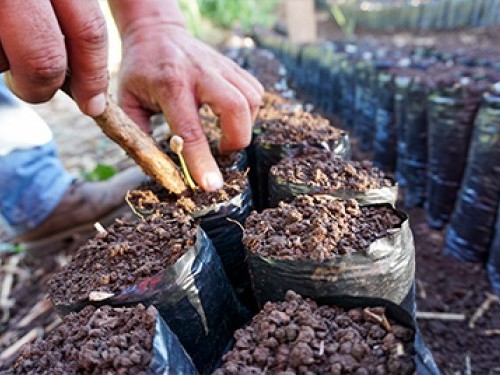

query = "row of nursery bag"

[252,35,500,291]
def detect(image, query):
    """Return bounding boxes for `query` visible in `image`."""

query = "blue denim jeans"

[0,81,74,237]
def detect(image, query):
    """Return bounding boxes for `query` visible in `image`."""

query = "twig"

[45,317,63,334]
[469,293,500,329]
[363,308,393,332]
[17,299,53,328]
[483,329,500,336]
[465,352,472,375]
[125,191,145,221]
[226,217,245,232]
[1,255,21,323]
[0,327,43,361]
[0,265,30,281]
[416,279,427,299]
[416,311,466,321]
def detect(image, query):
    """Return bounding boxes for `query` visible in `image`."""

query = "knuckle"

[25,49,66,87]
[248,91,263,108]
[176,122,206,146]
[77,15,107,49]
[231,136,251,149]
[224,95,246,113]
[158,70,185,93]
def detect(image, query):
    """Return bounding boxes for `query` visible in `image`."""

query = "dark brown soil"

[409,207,500,375]
[47,212,197,306]
[12,304,156,374]
[214,290,415,375]
[270,150,393,190]
[256,109,343,146]
[130,169,249,214]
[243,195,402,260]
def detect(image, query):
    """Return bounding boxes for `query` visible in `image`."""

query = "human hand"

[117,24,263,191]
[0,0,108,116]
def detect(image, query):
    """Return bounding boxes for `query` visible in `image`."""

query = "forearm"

[108,0,185,40]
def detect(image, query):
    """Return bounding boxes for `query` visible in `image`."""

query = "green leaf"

[83,164,117,182]
[0,243,24,254]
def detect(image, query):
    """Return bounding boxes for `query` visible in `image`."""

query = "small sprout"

[94,222,107,235]
[170,135,196,190]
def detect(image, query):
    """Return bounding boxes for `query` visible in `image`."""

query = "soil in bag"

[254,109,349,211]
[11,304,198,375]
[445,86,500,264]
[249,92,302,209]
[426,67,497,229]
[47,209,246,373]
[128,169,255,310]
[268,149,396,207]
[214,291,439,375]
[243,195,415,315]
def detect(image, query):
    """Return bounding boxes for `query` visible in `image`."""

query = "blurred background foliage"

[179,0,280,39]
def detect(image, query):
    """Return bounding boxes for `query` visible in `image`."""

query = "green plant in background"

[0,243,24,254]
[81,164,117,182]
[179,0,279,36]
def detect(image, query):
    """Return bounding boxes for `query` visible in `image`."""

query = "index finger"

[0,0,66,103]
[52,0,108,117]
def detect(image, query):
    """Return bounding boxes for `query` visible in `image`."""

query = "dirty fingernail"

[85,93,107,117]
[204,172,223,191]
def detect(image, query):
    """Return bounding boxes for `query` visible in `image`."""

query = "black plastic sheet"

[339,52,358,131]
[426,86,483,228]
[191,185,254,307]
[149,311,199,374]
[255,134,351,210]
[268,171,398,208]
[373,69,397,172]
[394,75,411,187]
[246,203,415,314]
[445,90,500,264]
[53,228,248,374]
[353,58,377,152]
[401,78,431,207]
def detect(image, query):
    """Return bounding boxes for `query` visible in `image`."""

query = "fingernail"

[204,172,223,191]
[86,93,107,116]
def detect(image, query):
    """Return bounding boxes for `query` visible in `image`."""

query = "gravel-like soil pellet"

[256,110,342,146]
[47,210,197,306]
[214,291,415,375]
[130,169,249,214]
[243,195,402,260]
[12,304,157,375]
[270,151,393,190]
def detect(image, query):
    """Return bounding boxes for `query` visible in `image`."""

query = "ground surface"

[1,14,499,372]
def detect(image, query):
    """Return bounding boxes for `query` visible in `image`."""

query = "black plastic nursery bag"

[54,228,247,374]
[445,89,500,263]
[247,203,415,314]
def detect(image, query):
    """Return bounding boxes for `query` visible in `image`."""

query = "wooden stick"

[0,328,43,361]
[60,81,187,194]
[469,293,500,329]
[93,96,187,194]
[17,299,52,328]
[416,311,466,321]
